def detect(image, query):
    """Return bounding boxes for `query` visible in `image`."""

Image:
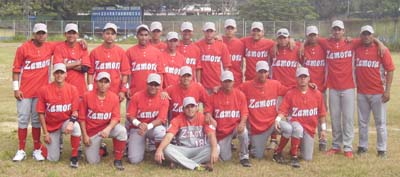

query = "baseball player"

[87,23,130,102]
[162,32,186,88]
[355,25,395,158]
[149,21,167,51]
[205,71,251,167]
[196,22,231,94]
[301,26,328,151]
[273,67,327,168]
[37,63,81,167]
[178,22,201,81]
[126,73,169,164]
[78,72,127,170]
[154,97,219,171]
[222,19,246,87]
[239,61,288,159]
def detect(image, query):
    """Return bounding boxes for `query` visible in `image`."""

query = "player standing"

[162,32,186,88]
[178,22,201,81]
[149,21,167,51]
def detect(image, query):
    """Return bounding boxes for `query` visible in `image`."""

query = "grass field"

[0,43,399,177]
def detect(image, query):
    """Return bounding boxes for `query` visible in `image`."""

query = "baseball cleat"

[12,150,26,162]
[272,153,285,164]
[377,151,387,159]
[114,160,124,171]
[33,149,45,161]
[290,156,300,168]
[319,143,327,152]
[326,148,341,155]
[344,151,353,158]
[356,147,367,155]
[240,159,252,167]
[70,156,79,168]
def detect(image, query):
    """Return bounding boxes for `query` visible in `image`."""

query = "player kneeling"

[78,72,127,170]
[273,67,327,168]
[37,63,81,168]
[155,97,219,171]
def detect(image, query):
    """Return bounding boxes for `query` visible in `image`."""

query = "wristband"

[147,123,154,130]
[88,84,93,91]
[13,81,19,91]
[275,116,282,123]
[70,116,78,123]
[132,119,141,127]
[321,123,327,131]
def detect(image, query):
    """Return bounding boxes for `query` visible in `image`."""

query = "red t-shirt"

[53,42,90,97]
[196,39,231,89]
[126,44,164,94]
[78,91,121,137]
[150,40,167,52]
[177,41,201,81]
[162,51,186,88]
[355,44,395,94]
[240,79,288,135]
[36,82,79,132]
[89,44,130,94]
[301,44,327,92]
[279,88,327,137]
[206,88,248,140]
[166,82,209,118]
[168,112,215,148]
[240,37,275,81]
[12,40,58,98]
[223,36,245,87]
[270,46,300,87]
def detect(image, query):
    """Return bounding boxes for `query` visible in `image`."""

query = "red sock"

[41,144,48,158]
[113,139,126,160]
[70,136,80,157]
[290,137,301,157]
[275,136,289,154]
[18,128,28,150]
[32,127,41,149]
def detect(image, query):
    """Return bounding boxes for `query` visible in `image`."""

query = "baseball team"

[11,18,394,171]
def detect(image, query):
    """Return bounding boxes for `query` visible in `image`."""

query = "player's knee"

[153,126,166,142]
[71,123,81,136]
[128,155,144,164]
[115,127,128,141]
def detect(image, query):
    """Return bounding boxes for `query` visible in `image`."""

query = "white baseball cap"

[251,22,264,31]
[224,19,237,28]
[296,67,310,77]
[65,23,78,33]
[33,23,47,33]
[306,26,318,36]
[150,21,163,31]
[53,63,66,73]
[331,20,344,29]
[103,23,117,33]
[96,72,111,82]
[221,70,234,81]
[203,22,216,31]
[136,24,150,33]
[360,25,374,34]
[166,32,179,41]
[276,28,290,37]
[256,61,269,72]
[180,66,192,76]
[147,73,161,85]
[183,97,197,107]
[181,22,193,31]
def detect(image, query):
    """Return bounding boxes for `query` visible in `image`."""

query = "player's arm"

[372,38,387,57]
[100,119,118,138]
[196,69,202,83]
[12,72,23,100]
[319,116,327,140]
[78,121,91,146]
[207,131,219,165]
[118,75,129,102]
[38,113,51,144]
[154,132,174,164]
[383,70,393,103]
[87,74,94,91]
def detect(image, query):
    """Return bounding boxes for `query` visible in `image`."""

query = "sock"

[18,128,28,150]
[290,137,301,157]
[70,136,81,157]
[113,139,126,160]
[274,136,289,154]
[40,144,48,158]
[32,127,41,149]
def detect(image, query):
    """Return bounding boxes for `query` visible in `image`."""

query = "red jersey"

[89,44,130,94]
[240,79,288,135]
[36,82,79,132]
[126,44,164,94]
[223,36,245,87]
[301,44,327,92]
[78,91,121,137]
[168,112,215,148]
[318,38,360,90]
[165,82,209,118]
[53,42,90,97]
[240,37,275,81]
[12,40,58,98]
[270,46,300,87]
[150,40,167,52]
[162,51,186,88]
[126,90,169,129]
[177,41,201,81]
[206,88,248,140]
[279,88,327,137]
[196,39,231,89]
[355,44,395,94]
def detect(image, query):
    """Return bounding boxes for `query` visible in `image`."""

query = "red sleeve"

[351,38,362,48]
[111,96,121,122]
[12,45,25,73]
[318,91,327,117]
[382,49,395,71]
[167,118,180,135]
[78,94,88,122]
[221,43,231,68]
[277,81,290,96]
[317,37,328,50]
[195,46,202,69]
[48,41,63,53]
[126,94,139,119]
[88,50,96,74]
[204,94,214,114]
[278,92,292,117]
[199,85,210,111]
[71,86,80,111]
[157,99,169,124]
[239,91,249,117]
[157,51,165,74]
[53,46,64,64]
[81,48,91,67]
[120,49,131,75]
[204,122,216,134]
[36,87,46,113]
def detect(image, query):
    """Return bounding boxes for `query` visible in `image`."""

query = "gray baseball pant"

[164,144,220,170]
[46,120,81,161]
[357,93,387,152]
[17,98,40,128]
[250,126,275,159]
[218,128,249,161]
[329,88,355,152]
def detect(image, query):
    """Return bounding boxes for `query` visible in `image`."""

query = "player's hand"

[44,133,51,144]
[345,36,353,43]
[118,92,126,102]
[138,123,148,136]
[320,130,327,141]
[212,86,220,94]
[100,127,111,138]
[382,91,390,103]
[83,134,91,146]
[14,90,23,101]
[155,149,165,164]
[211,149,219,164]
[274,121,281,133]
[160,91,171,100]
[308,82,318,90]
[213,34,222,41]
[205,114,217,127]
[78,39,88,49]
[64,121,74,134]
[237,121,246,134]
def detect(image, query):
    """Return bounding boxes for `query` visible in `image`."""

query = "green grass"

[0,42,400,177]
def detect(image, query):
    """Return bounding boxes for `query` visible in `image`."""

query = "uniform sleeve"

[48,41,63,53]
[126,94,138,119]
[120,49,131,75]
[71,86,80,111]
[111,96,121,122]
[157,51,165,74]
[239,91,249,118]
[167,118,180,135]
[12,45,25,73]
[278,92,292,117]
[317,37,328,50]
[221,43,231,68]
[78,94,88,122]
[53,46,64,64]
[199,85,211,112]
[204,122,216,134]
[36,87,46,113]
[318,91,327,117]
[157,99,169,124]
[81,47,91,67]
[204,94,214,114]
[195,46,202,69]
[277,81,290,96]
[88,50,96,74]
[351,38,362,48]
[382,49,395,71]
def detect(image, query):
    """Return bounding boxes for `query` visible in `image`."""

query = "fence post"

[61,20,64,35]
[125,21,127,37]
[13,20,16,37]
[92,21,95,40]
[242,18,245,37]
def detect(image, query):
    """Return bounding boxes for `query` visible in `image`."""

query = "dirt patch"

[0,122,17,132]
